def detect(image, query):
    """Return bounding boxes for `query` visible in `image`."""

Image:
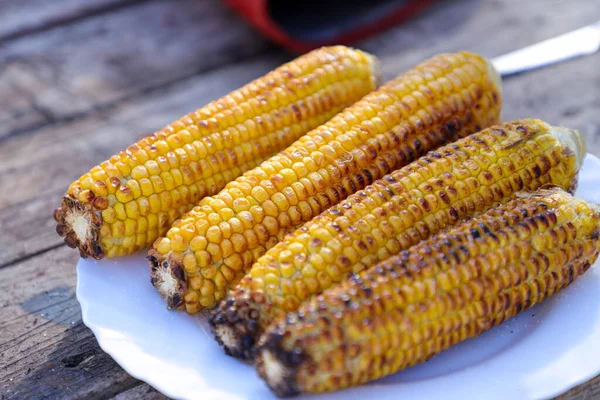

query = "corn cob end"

[549,125,586,192]
[148,251,187,309]
[551,126,586,170]
[209,294,265,360]
[256,332,303,398]
[54,196,105,259]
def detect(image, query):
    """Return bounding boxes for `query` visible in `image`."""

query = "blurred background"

[1,0,599,399]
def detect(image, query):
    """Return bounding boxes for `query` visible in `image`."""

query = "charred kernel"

[211,119,582,363]
[59,46,379,261]
[255,188,599,395]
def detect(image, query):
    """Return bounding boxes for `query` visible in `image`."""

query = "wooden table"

[1,0,599,398]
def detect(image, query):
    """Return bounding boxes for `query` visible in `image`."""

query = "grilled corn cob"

[211,119,585,360]
[149,51,503,312]
[53,46,380,259]
[256,188,600,396]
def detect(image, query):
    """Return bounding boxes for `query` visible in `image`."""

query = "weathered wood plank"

[110,383,168,400]
[367,0,600,79]
[0,0,268,139]
[0,246,144,400]
[0,55,286,268]
[0,0,143,43]
[556,374,600,400]
[1,243,599,400]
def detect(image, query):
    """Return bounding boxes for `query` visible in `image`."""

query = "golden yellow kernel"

[137,217,148,233]
[209,199,228,211]
[189,274,204,290]
[180,224,196,241]
[221,265,235,281]
[183,253,197,273]
[262,200,279,217]
[281,262,295,278]
[233,198,251,213]
[224,254,244,271]
[121,236,135,249]
[265,273,280,285]
[184,290,199,305]
[166,227,180,240]
[111,221,125,238]
[125,201,140,219]
[272,193,290,212]
[218,221,232,239]
[131,165,148,180]
[93,181,109,197]
[114,203,127,220]
[136,233,147,248]
[227,217,244,234]
[200,280,215,298]
[190,236,208,252]
[161,172,175,191]
[206,226,222,243]
[237,212,254,228]
[310,253,326,270]
[126,180,142,199]
[251,186,270,203]
[292,162,309,178]
[147,214,158,229]
[199,296,215,308]
[262,216,279,235]
[250,205,265,223]
[243,229,259,248]
[171,234,188,252]
[148,194,161,213]
[124,219,137,237]
[207,243,222,260]
[280,168,298,184]
[231,233,247,253]
[288,242,305,254]
[102,208,116,223]
[77,189,94,203]
[207,212,222,225]
[197,251,212,268]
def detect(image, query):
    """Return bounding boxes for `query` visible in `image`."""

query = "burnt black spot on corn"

[256,188,600,396]
[54,46,380,259]
[158,51,504,313]
[212,119,585,360]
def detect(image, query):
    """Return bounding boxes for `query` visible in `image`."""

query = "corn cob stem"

[211,119,584,361]
[150,51,503,312]
[54,46,380,259]
[255,188,600,396]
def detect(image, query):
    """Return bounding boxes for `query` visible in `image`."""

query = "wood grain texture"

[0,0,599,398]
[0,0,268,140]
[0,0,143,42]
[0,246,142,400]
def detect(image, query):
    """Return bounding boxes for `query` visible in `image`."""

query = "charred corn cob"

[53,46,380,259]
[256,188,600,396]
[149,51,503,312]
[211,119,585,360]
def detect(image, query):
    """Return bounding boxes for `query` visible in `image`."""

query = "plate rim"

[77,153,600,400]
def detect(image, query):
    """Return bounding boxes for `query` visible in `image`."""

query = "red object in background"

[224,0,437,53]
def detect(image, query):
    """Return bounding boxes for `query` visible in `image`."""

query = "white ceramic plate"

[77,154,600,400]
